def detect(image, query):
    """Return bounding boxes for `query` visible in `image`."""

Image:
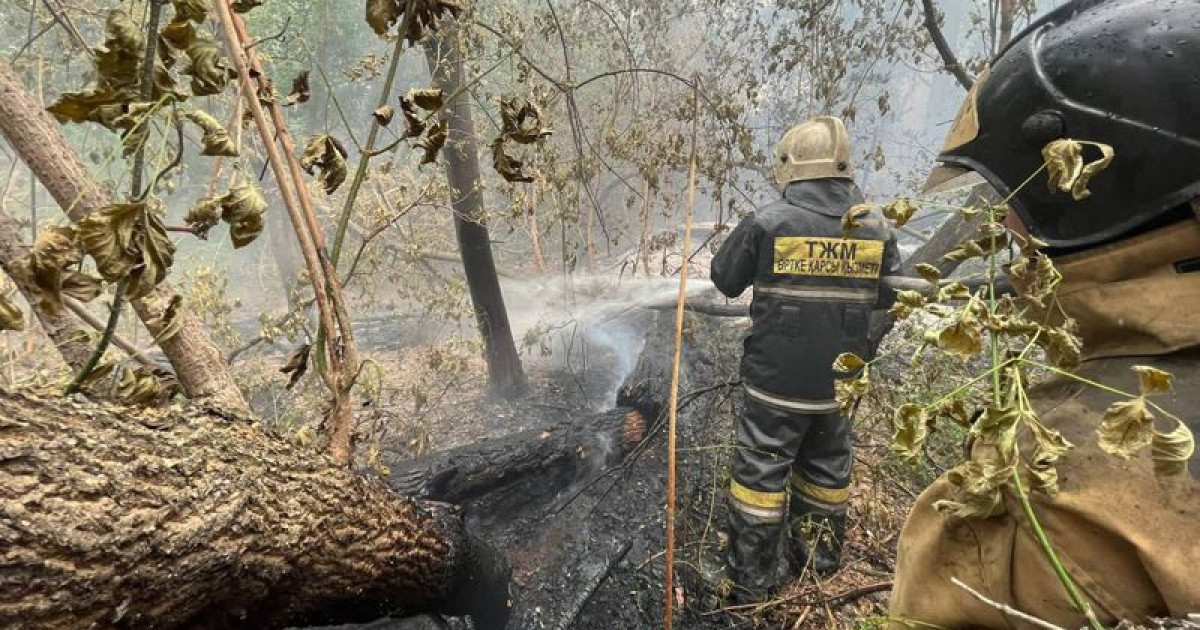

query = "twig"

[950,578,1068,630]
[713,581,893,614]
[663,75,700,630]
[12,19,55,63]
[64,278,128,395]
[242,15,289,51]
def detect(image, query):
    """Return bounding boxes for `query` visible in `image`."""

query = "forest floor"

[347,301,937,630]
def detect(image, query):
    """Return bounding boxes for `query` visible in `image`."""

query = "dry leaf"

[492,140,533,183]
[915,263,941,285]
[1151,419,1195,478]
[184,194,223,238]
[280,343,312,389]
[1132,365,1173,396]
[891,403,928,460]
[417,121,447,165]
[832,352,865,373]
[300,135,349,195]
[882,198,917,227]
[172,0,209,22]
[0,292,24,332]
[77,201,175,300]
[185,109,238,157]
[938,312,983,358]
[219,185,267,248]
[1097,397,1154,459]
[409,88,444,111]
[1042,139,1115,200]
[286,71,310,105]
[841,204,871,236]
[184,38,232,96]
[232,0,265,12]
[373,105,394,126]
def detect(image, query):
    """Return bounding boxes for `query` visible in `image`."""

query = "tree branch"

[921,0,974,91]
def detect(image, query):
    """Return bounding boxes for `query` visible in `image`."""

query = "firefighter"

[711,116,900,599]
[890,0,1200,627]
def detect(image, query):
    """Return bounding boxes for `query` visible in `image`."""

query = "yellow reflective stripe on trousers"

[744,384,840,414]
[729,480,786,520]
[791,476,850,505]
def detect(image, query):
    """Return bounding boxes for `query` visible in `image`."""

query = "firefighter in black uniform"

[711,116,900,598]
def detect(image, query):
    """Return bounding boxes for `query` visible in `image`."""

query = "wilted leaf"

[185,109,238,157]
[934,460,1008,519]
[285,71,310,106]
[842,204,871,236]
[184,38,232,96]
[833,352,865,373]
[942,238,986,263]
[77,201,175,300]
[499,98,552,144]
[1040,326,1082,369]
[220,185,267,248]
[153,294,185,344]
[116,366,178,406]
[915,263,941,285]
[834,369,870,413]
[0,292,24,332]
[61,272,103,304]
[300,135,349,195]
[398,95,427,139]
[891,403,928,460]
[373,105,394,126]
[159,17,197,57]
[416,121,447,165]
[95,9,144,93]
[1132,365,1173,396]
[491,140,533,183]
[172,0,209,22]
[934,399,971,428]
[1042,139,1114,201]
[46,87,125,124]
[882,198,917,227]
[408,88,443,111]
[366,0,402,36]
[184,194,223,238]
[938,312,983,358]
[280,343,311,389]
[1097,397,1154,459]
[1151,420,1195,478]
[15,226,85,315]
[232,0,266,12]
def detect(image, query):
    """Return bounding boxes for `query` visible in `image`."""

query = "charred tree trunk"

[424,26,527,399]
[0,209,92,370]
[0,60,250,415]
[0,391,471,630]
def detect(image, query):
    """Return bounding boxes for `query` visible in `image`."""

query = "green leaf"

[185,109,238,157]
[1097,397,1154,459]
[1132,365,1173,396]
[300,135,349,195]
[219,185,267,248]
[891,403,928,460]
[1151,419,1195,478]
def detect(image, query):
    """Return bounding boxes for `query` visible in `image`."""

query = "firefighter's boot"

[788,499,847,579]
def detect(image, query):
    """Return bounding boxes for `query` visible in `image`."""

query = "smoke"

[501,274,720,409]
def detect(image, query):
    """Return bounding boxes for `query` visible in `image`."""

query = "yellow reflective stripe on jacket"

[729,480,786,521]
[754,283,877,304]
[792,476,850,505]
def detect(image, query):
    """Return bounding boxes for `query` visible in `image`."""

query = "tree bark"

[424,25,527,399]
[0,209,92,370]
[0,390,468,630]
[0,60,249,415]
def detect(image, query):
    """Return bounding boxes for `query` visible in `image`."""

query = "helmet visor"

[921,164,987,195]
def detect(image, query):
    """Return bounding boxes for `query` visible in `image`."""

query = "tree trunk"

[424,25,527,399]
[0,390,469,630]
[0,209,92,370]
[0,60,250,415]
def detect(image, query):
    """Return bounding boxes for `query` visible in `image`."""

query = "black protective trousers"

[726,394,852,591]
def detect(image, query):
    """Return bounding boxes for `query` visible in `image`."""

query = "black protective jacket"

[711,179,900,406]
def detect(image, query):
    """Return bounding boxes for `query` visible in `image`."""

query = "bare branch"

[951,578,1068,630]
[921,0,974,91]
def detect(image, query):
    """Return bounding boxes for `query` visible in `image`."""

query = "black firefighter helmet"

[925,0,1200,253]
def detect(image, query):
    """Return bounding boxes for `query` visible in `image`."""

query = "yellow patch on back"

[773,236,884,279]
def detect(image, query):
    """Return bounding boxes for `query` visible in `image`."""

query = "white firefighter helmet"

[772,116,853,190]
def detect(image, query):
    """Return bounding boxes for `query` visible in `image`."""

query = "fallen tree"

[0,391,477,630]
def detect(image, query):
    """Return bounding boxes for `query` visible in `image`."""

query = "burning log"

[0,391,502,630]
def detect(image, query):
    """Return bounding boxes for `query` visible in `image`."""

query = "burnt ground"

[299,302,924,630]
